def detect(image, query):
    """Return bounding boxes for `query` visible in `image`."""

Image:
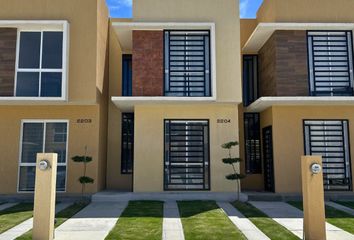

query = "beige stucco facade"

[0,0,109,195]
[133,104,239,192]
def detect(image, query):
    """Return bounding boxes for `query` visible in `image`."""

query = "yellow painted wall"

[258,0,354,23]
[133,0,242,103]
[0,0,108,104]
[106,23,133,191]
[0,106,101,194]
[133,104,240,192]
[270,106,354,193]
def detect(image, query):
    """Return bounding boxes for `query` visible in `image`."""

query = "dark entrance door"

[263,126,275,192]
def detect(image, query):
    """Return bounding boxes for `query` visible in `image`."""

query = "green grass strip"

[105,201,163,240]
[16,202,89,240]
[0,203,33,234]
[288,201,354,234]
[178,200,246,240]
[232,201,300,240]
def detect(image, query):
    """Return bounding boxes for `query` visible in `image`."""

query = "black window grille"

[164,30,211,97]
[307,31,354,96]
[243,55,259,106]
[164,120,210,190]
[122,54,132,96]
[244,113,262,174]
[304,120,352,191]
[121,113,134,174]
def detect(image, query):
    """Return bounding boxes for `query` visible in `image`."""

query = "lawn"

[105,201,163,240]
[178,201,246,240]
[16,202,89,240]
[288,201,354,234]
[0,203,33,234]
[232,201,300,240]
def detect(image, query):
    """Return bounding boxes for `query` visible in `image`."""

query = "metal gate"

[304,120,352,191]
[164,120,210,190]
[263,126,275,192]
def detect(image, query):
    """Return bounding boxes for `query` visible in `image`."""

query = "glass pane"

[40,72,62,97]
[57,166,66,191]
[19,32,41,69]
[16,72,39,97]
[42,32,63,69]
[19,166,66,192]
[21,123,44,163]
[45,123,67,163]
[18,166,36,191]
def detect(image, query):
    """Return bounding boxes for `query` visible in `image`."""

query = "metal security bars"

[121,113,134,174]
[262,126,275,192]
[243,55,259,106]
[164,30,211,97]
[307,31,354,96]
[244,113,262,174]
[304,120,352,191]
[164,120,210,190]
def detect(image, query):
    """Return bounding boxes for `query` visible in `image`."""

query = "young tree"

[71,146,94,200]
[222,141,245,201]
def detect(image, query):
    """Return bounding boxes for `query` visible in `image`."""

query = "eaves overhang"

[111,22,215,52]
[111,96,240,112]
[242,22,354,53]
[246,96,354,112]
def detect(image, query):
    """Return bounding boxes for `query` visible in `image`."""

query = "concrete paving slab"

[250,201,354,240]
[0,203,17,212]
[217,202,270,240]
[327,201,354,216]
[55,202,127,240]
[163,201,184,240]
[0,202,71,240]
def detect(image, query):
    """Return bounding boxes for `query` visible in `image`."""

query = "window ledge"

[247,96,354,112]
[112,96,217,111]
[0,97,67,104]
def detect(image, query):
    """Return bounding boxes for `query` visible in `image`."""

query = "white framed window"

[18,120,69,192]
[0,20,69,101]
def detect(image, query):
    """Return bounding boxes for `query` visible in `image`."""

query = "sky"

[106,0,264,18]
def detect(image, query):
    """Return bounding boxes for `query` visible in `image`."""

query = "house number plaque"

[217,119,231,124]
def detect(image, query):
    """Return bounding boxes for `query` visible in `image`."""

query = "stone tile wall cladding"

[259,30,309,97]
[132,30,163,96]
[0,28,17,97]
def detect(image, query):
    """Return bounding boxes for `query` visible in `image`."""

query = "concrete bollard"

[301,156,326,240]
[32,153,58,240]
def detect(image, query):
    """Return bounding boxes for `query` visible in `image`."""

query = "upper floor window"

[164,30,211,97]
[122,54,132,96]
[307,31,354,96]
[16,31,64,98]
[243,55,259,106]
[0,21,68,100]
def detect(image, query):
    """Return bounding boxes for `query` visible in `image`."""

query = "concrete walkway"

[163,201,185,240]
[55,202,127,240]
[217,202,270,240]
[250,201,354,240]
[327,201,354,216]
[0,202,71,240]
[0,203,17,212]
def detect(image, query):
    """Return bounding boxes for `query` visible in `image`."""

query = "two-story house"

[240,0,354,194]
[0,0,110,196]
[0,0,243,198]
[107,0,242,193]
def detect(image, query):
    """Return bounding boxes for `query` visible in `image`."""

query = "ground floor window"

[244,113,262,174]
[164,120,210,190]
[18,120,68,192]
[121,113,134,174]
[304,120,352,191]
